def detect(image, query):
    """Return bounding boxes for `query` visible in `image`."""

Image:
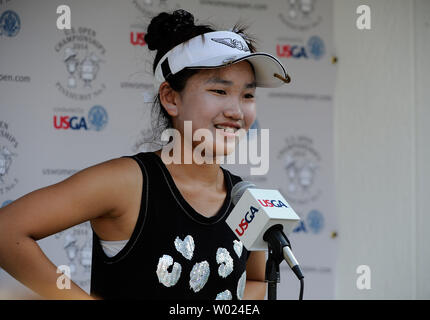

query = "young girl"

[0,9,289,300]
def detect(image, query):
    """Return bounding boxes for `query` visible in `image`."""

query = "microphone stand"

[265,242,281,300]
[263,224,302,300]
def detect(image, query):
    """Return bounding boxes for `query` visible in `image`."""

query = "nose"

[223,101,244,121]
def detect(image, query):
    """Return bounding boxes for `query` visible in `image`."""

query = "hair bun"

[145,9,195,51]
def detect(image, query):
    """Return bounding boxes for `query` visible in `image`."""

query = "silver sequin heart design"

[174,235,195,260]
[233,240,243,258]
[156,254,182,288]
[189,261,210,293]
[216,247,233,278]
[237,270,247,300]
[216,289,232,300]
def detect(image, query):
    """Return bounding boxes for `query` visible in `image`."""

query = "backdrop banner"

[0,0,337,300]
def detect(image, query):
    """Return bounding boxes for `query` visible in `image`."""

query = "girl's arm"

[243,251,266,300]
[0,158,139,299]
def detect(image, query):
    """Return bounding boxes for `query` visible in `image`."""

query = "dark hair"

[137,9,257,150]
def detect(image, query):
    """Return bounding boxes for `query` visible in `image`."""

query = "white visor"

[153,30,290,91]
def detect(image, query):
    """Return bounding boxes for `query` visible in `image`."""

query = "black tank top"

[90,152,250,300]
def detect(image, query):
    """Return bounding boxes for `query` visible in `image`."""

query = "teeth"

[215,125,237,133]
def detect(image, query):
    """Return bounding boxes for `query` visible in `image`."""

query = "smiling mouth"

[214,124,239,133]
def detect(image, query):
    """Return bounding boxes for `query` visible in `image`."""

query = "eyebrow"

[205,77,257,89]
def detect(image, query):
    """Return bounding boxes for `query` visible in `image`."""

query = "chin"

[213,140,237,158]
[191,140,235,163]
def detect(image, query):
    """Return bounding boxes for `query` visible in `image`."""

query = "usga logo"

[130,32,146,46]
[258,199,288,208]
[235,199,289,237]
[53,105,108,131]
[235,206,259,237]
[276,35,325,60]
[0,10,21,38]
[293,209,324,234]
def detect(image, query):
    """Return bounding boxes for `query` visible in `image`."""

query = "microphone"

[226,181,304,280]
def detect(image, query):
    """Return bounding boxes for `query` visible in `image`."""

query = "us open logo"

[277,135,322,205]
[278,0,322,32]
[0,120,19,196]
[54,222,93,289]
[54,26,106,101]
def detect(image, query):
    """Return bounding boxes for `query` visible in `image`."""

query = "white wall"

[414,0,430,300]
[333,0,430,299]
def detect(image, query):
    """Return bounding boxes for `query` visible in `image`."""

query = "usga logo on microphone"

[235,206,259,237]
[235,199,288,237]
[258,199,288,208]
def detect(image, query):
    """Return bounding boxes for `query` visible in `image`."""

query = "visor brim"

[186,52,290,88]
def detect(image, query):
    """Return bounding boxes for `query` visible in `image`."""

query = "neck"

[154,145,224,191]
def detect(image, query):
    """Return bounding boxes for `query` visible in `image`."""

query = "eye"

[210,89,227,95]
[244,93,255,99]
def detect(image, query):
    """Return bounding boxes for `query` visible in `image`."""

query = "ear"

[159,82,179,117]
